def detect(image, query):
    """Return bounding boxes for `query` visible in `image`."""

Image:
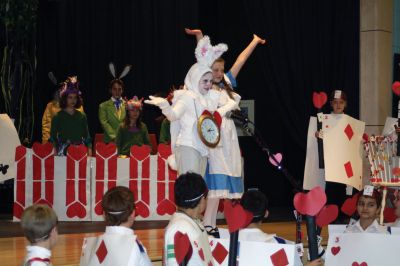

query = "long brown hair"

[123,108,142,129]
[213,58,235,100]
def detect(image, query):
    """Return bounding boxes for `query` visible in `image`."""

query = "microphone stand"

[234,117,320,261]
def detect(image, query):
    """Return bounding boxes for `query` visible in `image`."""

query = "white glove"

[144,95,169,108]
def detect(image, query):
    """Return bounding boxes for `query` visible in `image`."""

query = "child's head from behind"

[357,189,382,221]
[175,172,208,212]
[21,204,58,248]
[241,189,268,223]
[102,186,135,227]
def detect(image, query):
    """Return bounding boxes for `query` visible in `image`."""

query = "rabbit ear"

[195,36,228,67]
[109,62,116,78]
[119,65,132,79]
[212,43,228,61]
[48,72,58,85]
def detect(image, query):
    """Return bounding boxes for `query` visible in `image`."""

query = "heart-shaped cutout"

[15,146,27,161]
[316,204,338,227]
[392,81,400,96]
[174,231,192,264]
[312,92,328,109]
[269,153,283,167]
[32,142,54,158]
[331,246,341,256]
[135,200,150,218]
[341,194,359,217]
[157,143,172,159]
[393,167,400,176]
[130,145,151,161]
[223,200,253,233]
[66,201,87,218]
[352,262,368,266]
[67,144,87,161]
[157,199,176,215]
[96,142,117,158]
[293,186,326,216]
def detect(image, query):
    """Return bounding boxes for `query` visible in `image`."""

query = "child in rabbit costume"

[145,36,236,177]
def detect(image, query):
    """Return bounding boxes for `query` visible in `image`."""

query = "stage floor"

[0,221,329,266]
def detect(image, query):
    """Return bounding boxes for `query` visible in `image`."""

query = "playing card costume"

[98,63,131,143]
[23,246,52,266]
[80,226,152,266]
[145,36,229,176]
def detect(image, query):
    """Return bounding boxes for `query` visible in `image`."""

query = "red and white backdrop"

[13,142,177,221]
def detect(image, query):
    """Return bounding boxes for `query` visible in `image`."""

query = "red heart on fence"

[174,231,192,264]
[15,146,27,161]
[312,92,328,109]
[32,142,54,158]
[157,143,172,159]
[331,246,341,256]
[13,202,25,219]
[66,201,87,218]
[130,145,151,161]
[135,200,150,218]
[156,199,176,215]
[316,204,338,227]
[96,142,117,158]
[95,201,103,215]
[352,262,368,266]
[393,167,400,176]
[341,194,359,217]
[223,200,253,233]
[67,144,87,161]
[392,81,400,96]
[293,186,326,216]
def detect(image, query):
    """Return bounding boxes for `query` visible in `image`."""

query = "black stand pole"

[316,116,324,169]
[305,215,319,261]
[228,231,239,266]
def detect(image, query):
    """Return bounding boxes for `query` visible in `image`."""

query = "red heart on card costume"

[174,231,192,264]
[352,262,368,266]
[66,201,86,218]
[269,153,283,166]
[67,145,87,161]
[341,194,359,217]
[392,81,400,96]
[157,143,172,159]
[293,186,326,216]
[130,145,151,161]
[316,204,338,227]
[32,142,54,158]
[224,200,253,233]
[96,142,117,158]
[312,92,328,109]
[135,200,150,218]
[156,199,176,215]
[331,246,341,256]
[15,145,27,161]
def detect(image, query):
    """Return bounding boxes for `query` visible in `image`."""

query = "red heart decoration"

[293,186,327,216]
[96,142,117,158]
[362,133,369,143]
[135,200,150,218]
[352,262,368,266]
[331,246,341,256]
[269,153,283,167]
[341,194,359,217]
[156,199,176,215]
[15,145,27,161]
[316,204,338,227]
[66,201,87,218]
[32,142,54,158]
[13,202,25,219]
[130,145,151,161]
[174,231,192,264]
[393,167,400,176]
[213,111,222,128]
[312,92,328,109]
[392,81,400,96]
[157,143,172,159]
[67,144,87,161]
[95,201,103,215]
[223,200,253,233]
[35,198,52,207]
[384,207,397,223]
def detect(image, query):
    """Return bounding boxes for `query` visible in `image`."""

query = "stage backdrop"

[27,0,359,208]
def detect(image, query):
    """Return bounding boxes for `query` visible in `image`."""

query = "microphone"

[226,110,249,123]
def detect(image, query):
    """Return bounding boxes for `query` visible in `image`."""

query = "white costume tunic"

[344,219,389,234]
[79,226,152,266]
[164,212,213,266]
[23,246,52,266]
[206,90,243,198]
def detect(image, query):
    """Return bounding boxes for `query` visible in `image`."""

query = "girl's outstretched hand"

[185,28,203,36]
[253,34,266,45]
